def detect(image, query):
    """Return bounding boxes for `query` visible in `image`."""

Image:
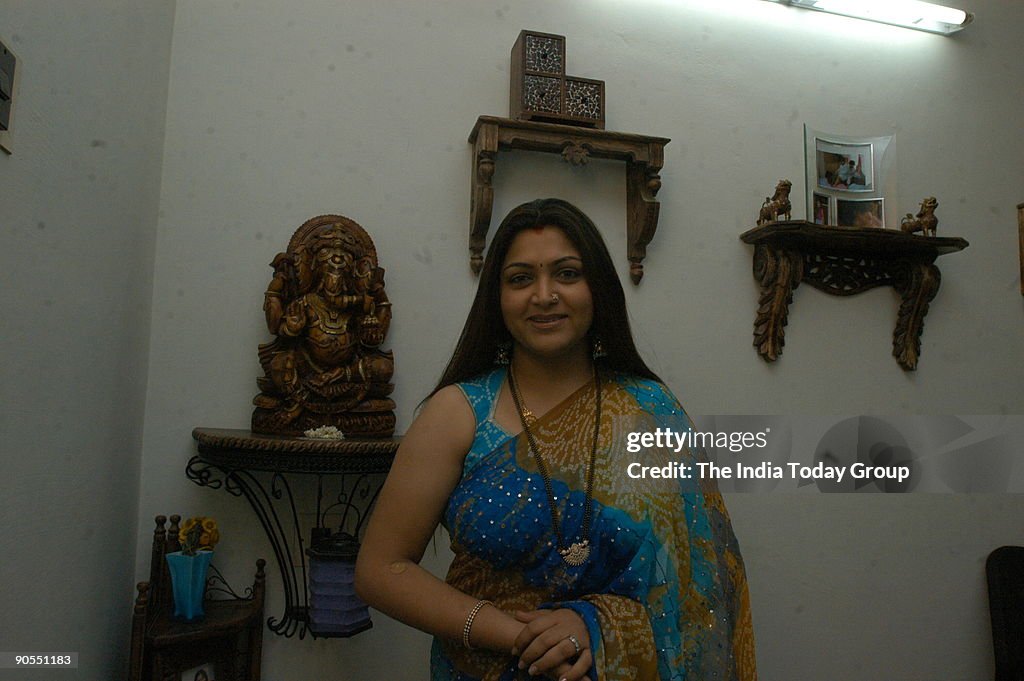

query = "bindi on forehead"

[502,227,582,270]
[502,255,582,271]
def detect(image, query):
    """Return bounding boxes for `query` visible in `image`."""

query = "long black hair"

[430,198,660,395]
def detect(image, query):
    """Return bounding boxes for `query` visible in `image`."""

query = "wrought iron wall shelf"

[189,427,398,639]
[469,115,670,284]
[740,221,968,370]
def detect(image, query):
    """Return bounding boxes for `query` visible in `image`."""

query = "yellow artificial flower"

[178,516,219,554]
[178,518,199,543]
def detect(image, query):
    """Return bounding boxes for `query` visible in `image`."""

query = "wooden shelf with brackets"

[740,221,968,371]
[468,115,669,284]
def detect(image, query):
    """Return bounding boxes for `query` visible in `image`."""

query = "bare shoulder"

[421,383,475,420]
[359,384,477,566]
[397,384,476,465]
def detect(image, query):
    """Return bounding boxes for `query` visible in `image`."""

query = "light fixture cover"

[766,0,974,34]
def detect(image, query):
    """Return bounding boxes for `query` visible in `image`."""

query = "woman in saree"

[356,199,756,681]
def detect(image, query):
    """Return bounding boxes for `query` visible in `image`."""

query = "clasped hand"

[511,608,592,681]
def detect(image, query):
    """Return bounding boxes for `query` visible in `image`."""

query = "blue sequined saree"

[431,368,756,681]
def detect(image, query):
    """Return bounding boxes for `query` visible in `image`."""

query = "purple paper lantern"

[306,529,372,637]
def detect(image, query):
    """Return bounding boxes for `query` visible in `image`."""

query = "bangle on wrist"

[462,599,492,650]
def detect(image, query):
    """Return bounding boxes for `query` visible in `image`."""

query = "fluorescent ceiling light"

[765,0,974,35]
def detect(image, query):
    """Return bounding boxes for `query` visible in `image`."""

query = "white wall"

[0,1,174,679]
[135,2,1024,679]
[4,0,1022,678]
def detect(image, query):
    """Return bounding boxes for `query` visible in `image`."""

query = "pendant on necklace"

[560,541,591,566]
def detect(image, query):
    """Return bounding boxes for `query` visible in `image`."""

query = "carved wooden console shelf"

[740,221,968,370]
[469,115,670,284]
[189,428,398,639]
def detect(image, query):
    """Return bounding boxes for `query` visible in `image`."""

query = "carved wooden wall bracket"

[741,221,968,370]
[469,115,669,284]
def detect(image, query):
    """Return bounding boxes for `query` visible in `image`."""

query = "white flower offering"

[303,425,345,440]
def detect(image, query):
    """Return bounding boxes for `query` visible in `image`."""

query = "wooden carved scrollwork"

[626,157,664,285]
[561,142,590,166]
[752,244,803,362]
[469,120,499,275]
[802,254,893,296]
[891,260,941,371]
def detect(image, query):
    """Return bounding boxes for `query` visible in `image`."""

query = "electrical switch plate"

[0,36,19,154]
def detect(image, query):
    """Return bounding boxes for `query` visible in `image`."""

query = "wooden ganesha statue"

[252,215,395,437]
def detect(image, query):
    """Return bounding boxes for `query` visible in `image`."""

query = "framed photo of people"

[815,139,873,192]
[804,126,894,228]
[812,192,832,225]
[837,197,885,229]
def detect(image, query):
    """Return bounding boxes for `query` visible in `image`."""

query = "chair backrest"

[130,515,183,680]
[986,545,1024,681]
[147,515,182,614]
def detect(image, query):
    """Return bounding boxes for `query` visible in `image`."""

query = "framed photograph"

[815,138,873,192]
[837,197,885,228]
[804,126,895,227]
[812,192,833,225]
[182,663,215,681]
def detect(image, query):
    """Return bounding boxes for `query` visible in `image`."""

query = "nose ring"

[550,293,560,303]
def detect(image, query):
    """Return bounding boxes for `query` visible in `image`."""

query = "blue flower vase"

[165,550,214,621]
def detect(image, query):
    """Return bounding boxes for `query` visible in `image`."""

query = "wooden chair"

[129,515,266,681]
[986,545,1024,681]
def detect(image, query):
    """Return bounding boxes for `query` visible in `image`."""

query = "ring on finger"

[566,634,582,657]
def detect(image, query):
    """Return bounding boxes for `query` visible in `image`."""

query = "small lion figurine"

[900,197,939,236]
[757,180,793,226]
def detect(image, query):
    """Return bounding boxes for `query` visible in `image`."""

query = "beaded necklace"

[507,365,601,567]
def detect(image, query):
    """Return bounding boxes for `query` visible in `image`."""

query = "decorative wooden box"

[509,30,605,129]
